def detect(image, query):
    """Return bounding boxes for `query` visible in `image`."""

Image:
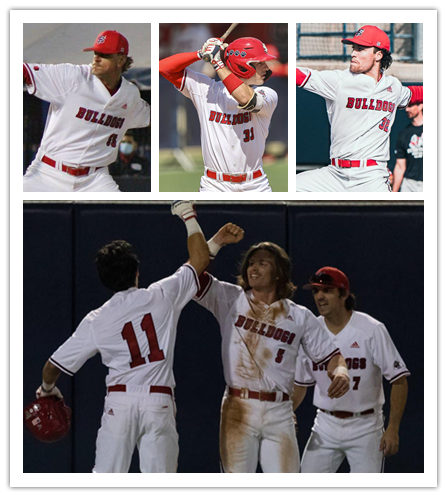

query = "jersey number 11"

[122,313,165,368]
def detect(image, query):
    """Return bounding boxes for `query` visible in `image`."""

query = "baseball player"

[159,36,278,192]
[194,228,350,472]
[35,201,209,472]
[295,25,424,192]
[294,266,410,473]
[392,99,423,191]
[23,30,150,192]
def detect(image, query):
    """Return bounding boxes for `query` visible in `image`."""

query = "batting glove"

[36,384,63,399]
[198,37,223,61]
[171,200,197,221]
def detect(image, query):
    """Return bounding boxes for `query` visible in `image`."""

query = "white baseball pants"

[93,391,178,473]
[296,164,391,192]
[23,162,120,192]
[219,392,299,473]
[300,410,385,473]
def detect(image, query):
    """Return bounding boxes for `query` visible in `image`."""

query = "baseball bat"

[202,23,239,61]
[220,23,239,42]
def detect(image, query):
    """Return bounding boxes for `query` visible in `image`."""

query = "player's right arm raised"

[171,201,209,274]
[206,222,245,260]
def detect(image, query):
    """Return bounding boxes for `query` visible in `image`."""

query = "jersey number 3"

[122,313,165,368]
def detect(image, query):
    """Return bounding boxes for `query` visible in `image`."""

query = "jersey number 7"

[122,313,165,368]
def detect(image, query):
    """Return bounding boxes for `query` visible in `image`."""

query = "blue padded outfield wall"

[23,202,423,473]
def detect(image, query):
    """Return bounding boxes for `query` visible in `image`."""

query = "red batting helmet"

[24,396,71,443]
[223,37,276,79]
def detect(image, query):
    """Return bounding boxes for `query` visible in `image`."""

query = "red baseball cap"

[83,30,129,55]
[303,266,350,293]
[342,25,390,52]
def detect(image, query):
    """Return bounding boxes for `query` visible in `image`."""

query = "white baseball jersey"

[24,63,150,169]
[195,274,340,395]
[297,68,411,162]
[181,69,277,174]
[50,264,199,389]
[295,311,410,411]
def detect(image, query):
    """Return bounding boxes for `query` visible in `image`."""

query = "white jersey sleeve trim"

[195,272,213,301]
[294,379,315,387]
[389,370,411,383]
[314,348,341,366]
[48,357,75,376]
[300,70,312,88]
[23,63,37,95]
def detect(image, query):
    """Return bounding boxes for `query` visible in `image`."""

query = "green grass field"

[159,147,288,192]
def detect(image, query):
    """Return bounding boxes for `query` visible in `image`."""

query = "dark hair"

[339,289,356,311]
[374,48,393,71]
[122,56,134,73]
[237,242,297,300]
[95,240,139,292]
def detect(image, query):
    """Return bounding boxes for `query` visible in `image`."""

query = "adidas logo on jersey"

[350,341,360,348]
[107,408,114,416]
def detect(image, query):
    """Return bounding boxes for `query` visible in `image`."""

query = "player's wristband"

[41,381,55,393]
[184,218,203,237]
[222,73,244,94]
[332,366,349,377]
[207,238,222,259]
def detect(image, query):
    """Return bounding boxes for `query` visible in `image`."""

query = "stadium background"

[159,23,288,192]
[296,23,423,180]
[23,23,151,192]
[23,201,423,473]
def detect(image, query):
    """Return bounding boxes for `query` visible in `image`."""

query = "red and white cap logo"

[341,25,390,52]
[83,30,129,55]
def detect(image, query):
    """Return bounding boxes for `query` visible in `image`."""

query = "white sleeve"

[23,63,85,103]
[298,67,341,101]
[180,68,213,99]
[49,316,98,375]
[371,323,410,383]
[397,82,412,108]
[300,310,340,365]
[151,264,200,310]
[294,345,315,386]
[194,274,242,323]
[128,94,150,128]
[252,86,278,117]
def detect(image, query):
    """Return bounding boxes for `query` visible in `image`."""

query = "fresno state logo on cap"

[83,30,129,55]
[341,25,391,52]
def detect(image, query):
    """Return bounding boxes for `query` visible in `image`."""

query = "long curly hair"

[237,242,297,300]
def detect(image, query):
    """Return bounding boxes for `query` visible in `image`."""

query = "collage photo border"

[11,7,437,489]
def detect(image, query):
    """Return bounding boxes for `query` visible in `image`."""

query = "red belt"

[206,169,262,183]
[321,408,375,419]
[331,159,378,168]
[42,155,94,177]
[228,387,289,402]
[107,384,173,396]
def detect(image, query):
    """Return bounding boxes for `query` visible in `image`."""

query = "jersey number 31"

[122,313,165,368]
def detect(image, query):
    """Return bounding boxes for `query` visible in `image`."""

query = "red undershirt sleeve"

[296,67,310,87]
[159,52,201,89]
